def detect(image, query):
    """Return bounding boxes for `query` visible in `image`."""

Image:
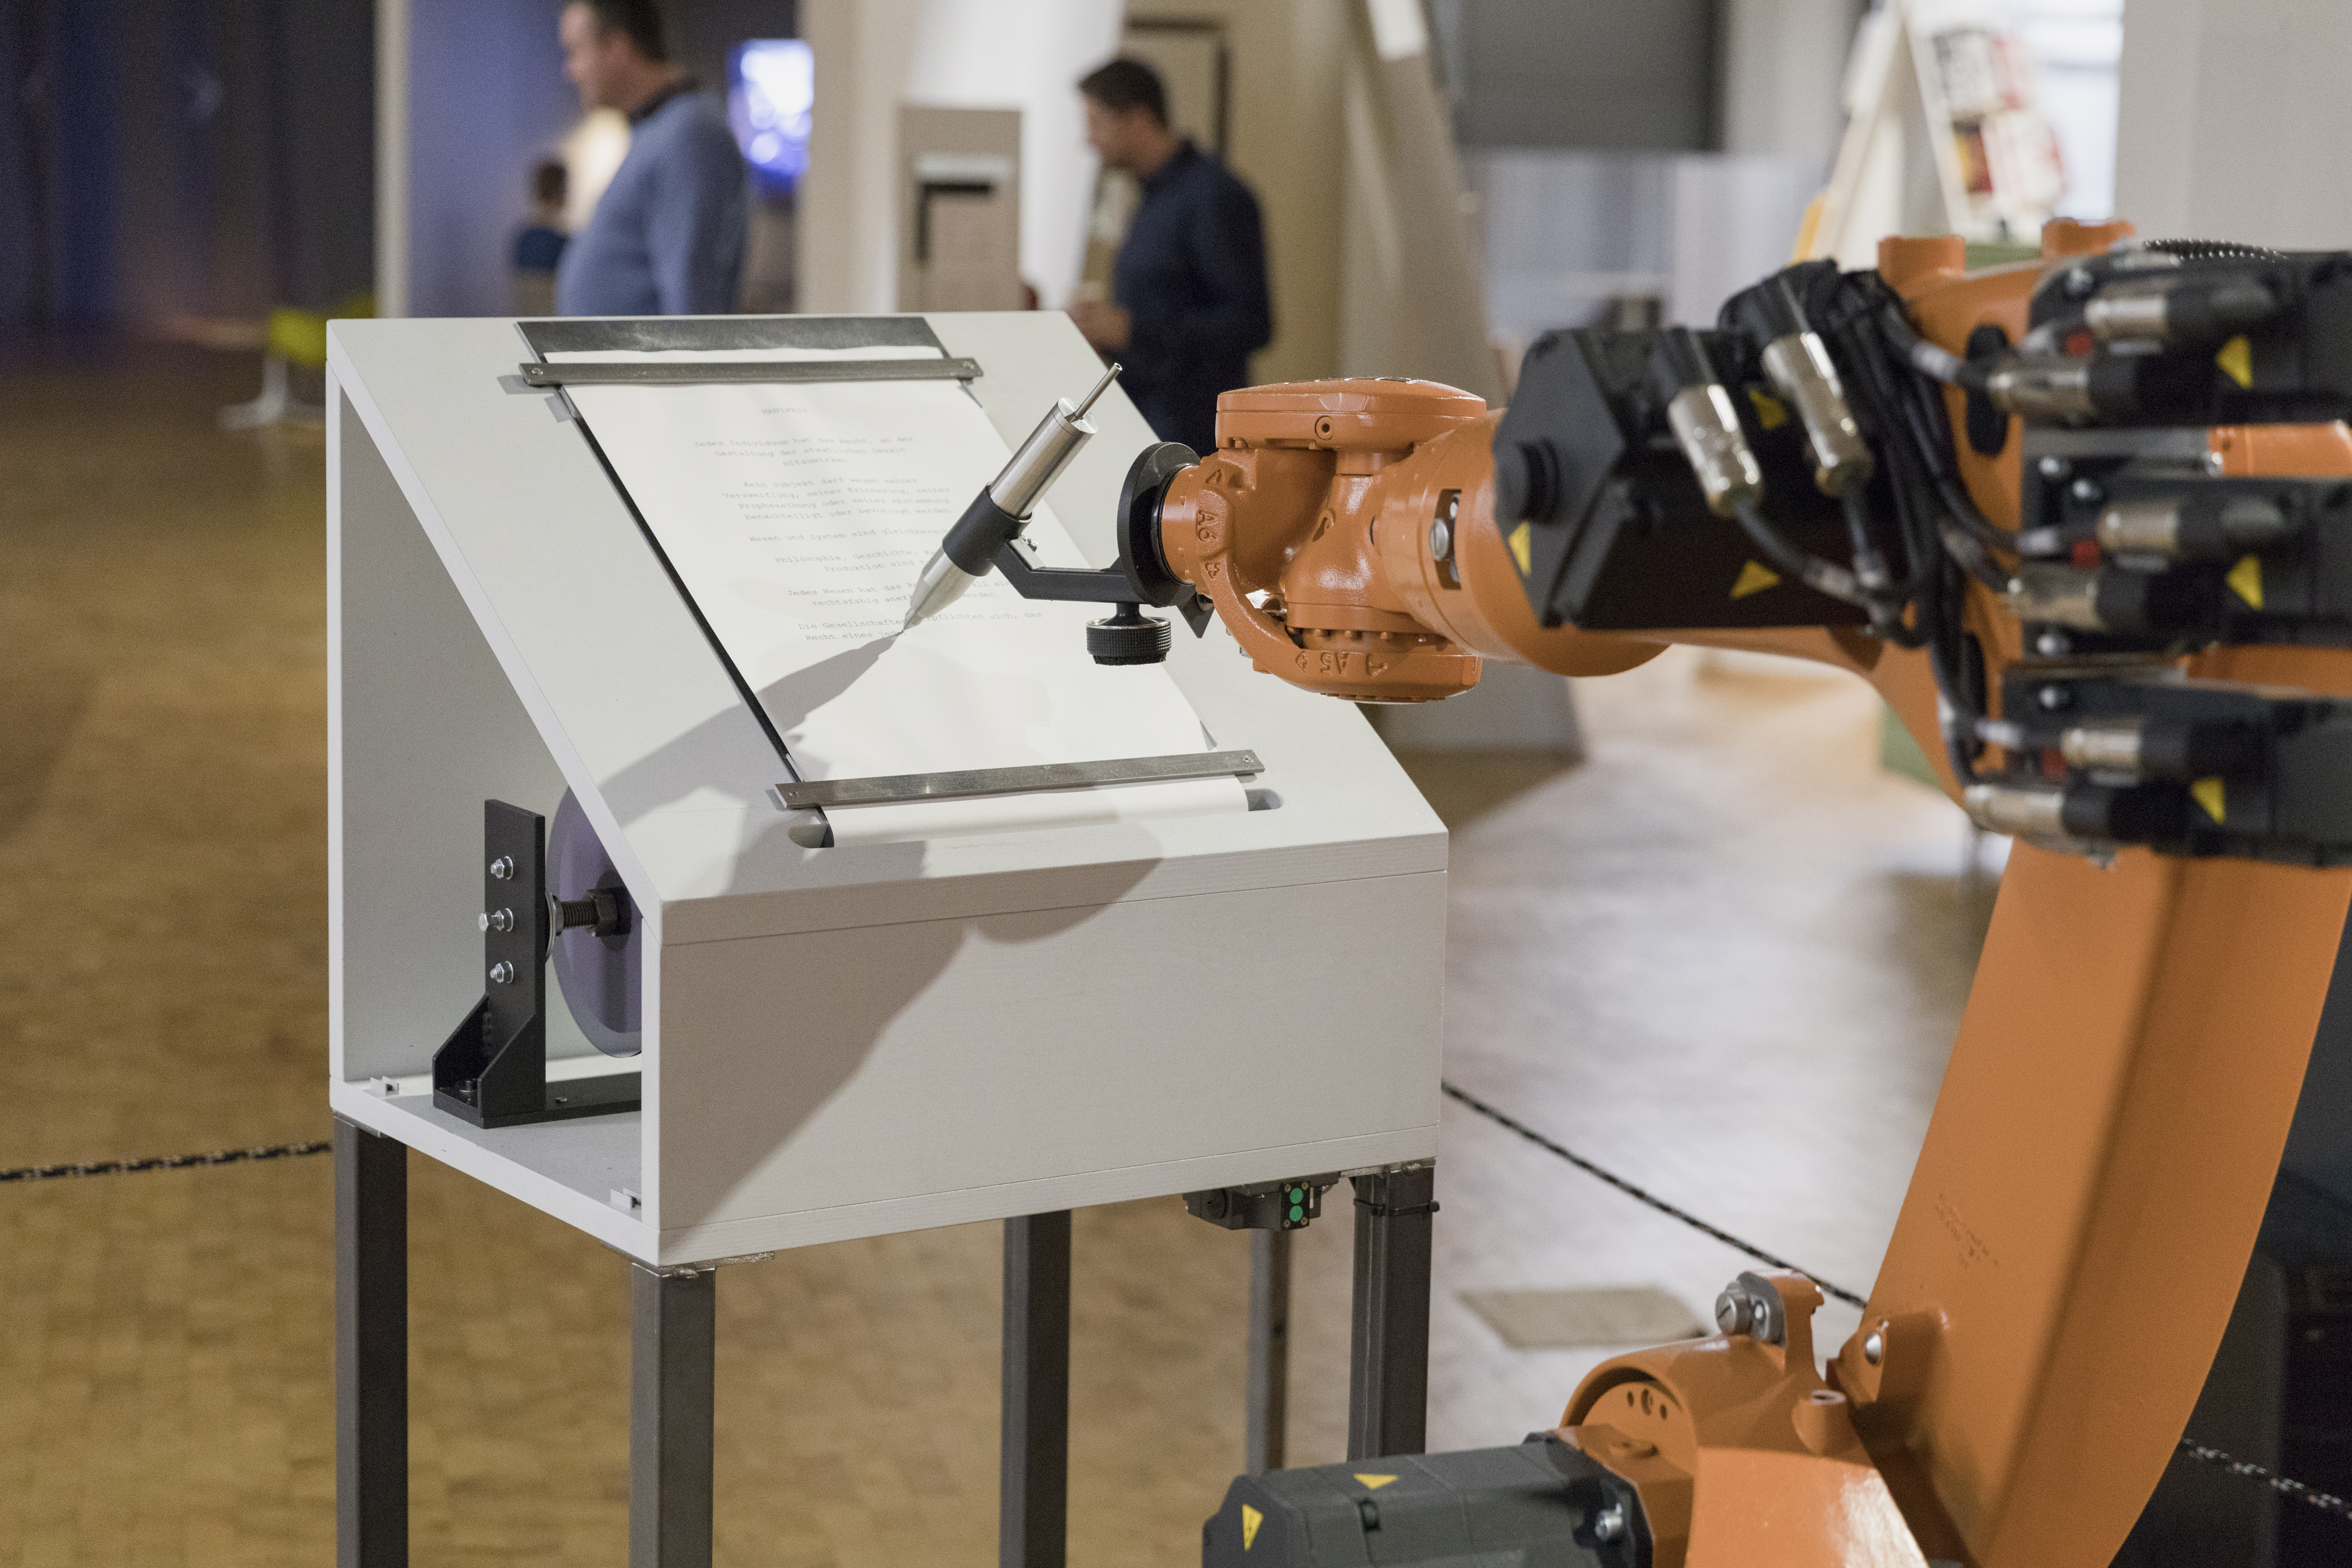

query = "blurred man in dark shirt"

[1069,58,1271,455]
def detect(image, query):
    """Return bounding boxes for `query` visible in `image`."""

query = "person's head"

[1079,58,1176,176]
[559,0,674,113]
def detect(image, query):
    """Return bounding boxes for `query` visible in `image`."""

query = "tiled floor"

[0,342,1991,1565]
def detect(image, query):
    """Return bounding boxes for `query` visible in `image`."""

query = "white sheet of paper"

[557,347,1243,844]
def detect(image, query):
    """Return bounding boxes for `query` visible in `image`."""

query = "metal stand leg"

[1246,1227,1292,1474]
[336,1118,408,1568]
[1002,1211,1071,1568]
[1347,1164,1435,1461]
[631,1265,716,1568]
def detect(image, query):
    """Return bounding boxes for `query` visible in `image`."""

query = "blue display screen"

[728,39,813,196]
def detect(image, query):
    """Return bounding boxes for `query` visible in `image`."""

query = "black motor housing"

[1492,327,1871,635]
[1201,1433,1648,1568]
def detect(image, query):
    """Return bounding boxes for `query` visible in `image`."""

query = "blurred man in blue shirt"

[1069,58,1272,455]
[555,0,746,317]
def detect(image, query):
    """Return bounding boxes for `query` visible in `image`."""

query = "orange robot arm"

[1122,222,2352,1565]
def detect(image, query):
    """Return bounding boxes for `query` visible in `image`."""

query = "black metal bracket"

[431,800,641,1128]
[991,443,1214,656]
[1184,1173,1341,1232]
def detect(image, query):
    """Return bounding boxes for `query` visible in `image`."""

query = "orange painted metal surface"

[1156,219,2352,1566]
[1561,1273,1930,1567]
[1157,379,1490,701]
[2210,421,2352,477]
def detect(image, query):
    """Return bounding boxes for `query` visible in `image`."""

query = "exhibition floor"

[0,342,1986,1566]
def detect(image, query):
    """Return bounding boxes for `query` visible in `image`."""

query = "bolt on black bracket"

[1184,1173,1341,1232]
[431,799,642,1129]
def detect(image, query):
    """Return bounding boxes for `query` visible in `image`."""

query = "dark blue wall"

[0,0,373,332]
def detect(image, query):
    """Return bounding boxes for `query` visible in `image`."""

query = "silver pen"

[901,362,1122,630]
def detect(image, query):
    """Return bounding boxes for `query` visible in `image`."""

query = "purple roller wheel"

[548,788,642,1057]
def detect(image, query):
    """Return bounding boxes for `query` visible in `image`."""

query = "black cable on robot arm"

[1865,291,2021,554]
[1813,278,1948,605]
[1894,371,2021,556]
[1806,310,1932,612]
[1729,501,1871,607]
[1856,360,1986,785]
[1877,300,1995,393]
[1719,264,1985,752]
[1841,487,1929,647]
[1850,395,1944,602]
[1827,276,1998,762]
[1706,277,1936,622]
[1845,360,1953,610]
[1923,562,1989,788]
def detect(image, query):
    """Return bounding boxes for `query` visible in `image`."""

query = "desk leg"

[1001,1211,1070,1568]
[631,1265,716,1568]
[336,1117,408,1568]
[1346,1165,1434,1462]
[1246,1227,1292,1474]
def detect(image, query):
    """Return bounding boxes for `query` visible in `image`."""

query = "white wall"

[1474,151,1818,340]
[799,0,1123,316]
[1718,0,1863,176]
[797,0,923,314]
[2117,0,2352,248]
[1337,1,1501,399]
[904,0,1124,310]
[2008,0,2123,222]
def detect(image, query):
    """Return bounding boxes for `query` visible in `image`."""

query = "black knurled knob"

[1088,603,1172,665]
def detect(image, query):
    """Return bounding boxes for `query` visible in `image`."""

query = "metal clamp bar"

[518,357,983,387]
[770,749,1262,811]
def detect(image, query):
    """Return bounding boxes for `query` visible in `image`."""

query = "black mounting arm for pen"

[993,441,1210,665]
[905,363,1215,665]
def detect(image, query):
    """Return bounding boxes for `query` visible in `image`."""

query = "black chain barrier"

[0,1139,330,1184]
[3,1099,2346,1524]
[1442,1078,2352,1524]
[2177,1440,2352,1522]
[1440,1079,1868,1307]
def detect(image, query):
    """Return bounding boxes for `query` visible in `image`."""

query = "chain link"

[0,1140,330,1184]
[1442,1080,1867,1307]
[2177,1439,2352,1521]
[8,1096,2352,1524]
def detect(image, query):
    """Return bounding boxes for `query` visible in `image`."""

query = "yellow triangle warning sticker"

[1241,1504,1263,1550]
[2217,334,2254,389]
[2228,553,2264,608]
[1507,522,1533,576]
[2192,776,2226,824]
[1730,560,1781,599]
[1748,387,1789,429]
[1354,1474,1399,1490]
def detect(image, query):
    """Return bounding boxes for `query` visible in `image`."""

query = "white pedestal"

[327,311,1447,1266]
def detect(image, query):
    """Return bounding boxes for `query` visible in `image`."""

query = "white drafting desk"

[324,311,1448,1566]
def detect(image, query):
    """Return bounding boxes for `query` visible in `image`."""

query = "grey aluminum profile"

[517,357,983,387]
[769,749,1264,811]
